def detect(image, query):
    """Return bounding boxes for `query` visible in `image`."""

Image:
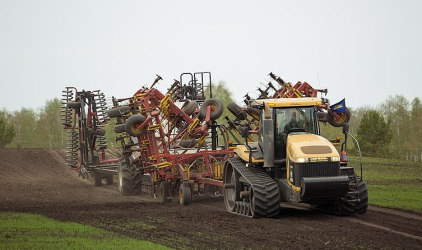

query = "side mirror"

[241,126,249,138]
[342,123,349,134]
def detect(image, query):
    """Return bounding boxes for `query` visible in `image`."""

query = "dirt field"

[1,148,422,250]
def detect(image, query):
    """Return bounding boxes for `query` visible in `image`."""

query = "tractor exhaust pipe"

[263,102,274,169]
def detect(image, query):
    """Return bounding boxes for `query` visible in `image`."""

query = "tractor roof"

[253,97,322,108]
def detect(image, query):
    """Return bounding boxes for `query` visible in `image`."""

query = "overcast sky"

[1,0,421,112]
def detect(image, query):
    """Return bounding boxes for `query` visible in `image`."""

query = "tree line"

[0,86,421,162]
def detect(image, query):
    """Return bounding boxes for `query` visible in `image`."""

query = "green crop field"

[348,156,422,213]
[0,212,173,250]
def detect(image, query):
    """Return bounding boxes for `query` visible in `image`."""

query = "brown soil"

[1,148,422,250]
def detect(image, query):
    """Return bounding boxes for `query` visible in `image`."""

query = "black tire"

[67,101,81,109]
[198,98,224,121]
[326,107,351,127]
[125,114,148,137]
[114,124,126,133]
[93,173,102,186]
[108,106,130,118]
[246,107,260,120]
[160,181,171,203]
[96,128,106,136]
[182,100,198,116]
[179,139,205,148]
[227,102,246,120]
[179,184,192,205]
[106,174,113,185]
[118,159,134,196]
[132,171,142,195]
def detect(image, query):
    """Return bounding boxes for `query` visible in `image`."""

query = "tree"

[0,115,16,148]
[380,95,411,159]
[357,110,393,157]
[9,108,38,148]
[409,97,422,161]
[34,98,63,149]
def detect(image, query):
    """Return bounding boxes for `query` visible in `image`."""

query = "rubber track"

[228,158,280,218]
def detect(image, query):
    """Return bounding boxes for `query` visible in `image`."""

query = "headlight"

[331,156,340,162]
[296,157,310,163]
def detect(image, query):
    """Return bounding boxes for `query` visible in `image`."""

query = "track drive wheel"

[223,162,241,212]
[179,183,192,205]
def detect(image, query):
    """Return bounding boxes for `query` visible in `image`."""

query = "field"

[1,148,422,250]
[349,156,422,212]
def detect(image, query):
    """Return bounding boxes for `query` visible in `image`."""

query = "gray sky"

[1,0,421,112]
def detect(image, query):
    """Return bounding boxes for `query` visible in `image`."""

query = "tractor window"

[275,107,316,134]
[274,106,317,159]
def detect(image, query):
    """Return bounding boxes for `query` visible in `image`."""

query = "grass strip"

[0,212,173,250]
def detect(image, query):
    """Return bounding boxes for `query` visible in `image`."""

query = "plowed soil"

[1,148,421,250]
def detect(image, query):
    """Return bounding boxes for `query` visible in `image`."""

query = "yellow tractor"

[223,97,368,218]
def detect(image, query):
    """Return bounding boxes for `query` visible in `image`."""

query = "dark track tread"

[228,157,280,218]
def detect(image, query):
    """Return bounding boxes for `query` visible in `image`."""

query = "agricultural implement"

[61,71,367,218]
[61,88,118,185]
[62,73,234,204]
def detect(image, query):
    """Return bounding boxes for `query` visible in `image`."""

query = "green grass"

[0,212,173,250]
[348,156,422,213]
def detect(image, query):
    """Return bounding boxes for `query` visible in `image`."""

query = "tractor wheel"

[113,124,126,133]
[118,159,134,196]
[227,102,246,120]
[160,181,171,203]
[96,128,106,136]
[326,107,351,127]
[182,100,198,116]
[106,174,113,185]
[179,183,192,205]
[67,101,81,109]
[107,106,130,118]
[198,98,224,121]
[246,107,260,120]
[125,114,148,137]
[93,172,102,186]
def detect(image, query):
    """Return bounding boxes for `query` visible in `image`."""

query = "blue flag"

[330,99,346,113]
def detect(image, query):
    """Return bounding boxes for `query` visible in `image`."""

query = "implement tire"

[326,108,351,127]
[182,100,198,116]
[118,159,134,196]
[125,114,148,137]
[198,98,224,121]
[108,106,130,118]
[228,102,246,120]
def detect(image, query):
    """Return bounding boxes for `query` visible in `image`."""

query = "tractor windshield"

[274,106,318,159]
[275,107,317,135]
